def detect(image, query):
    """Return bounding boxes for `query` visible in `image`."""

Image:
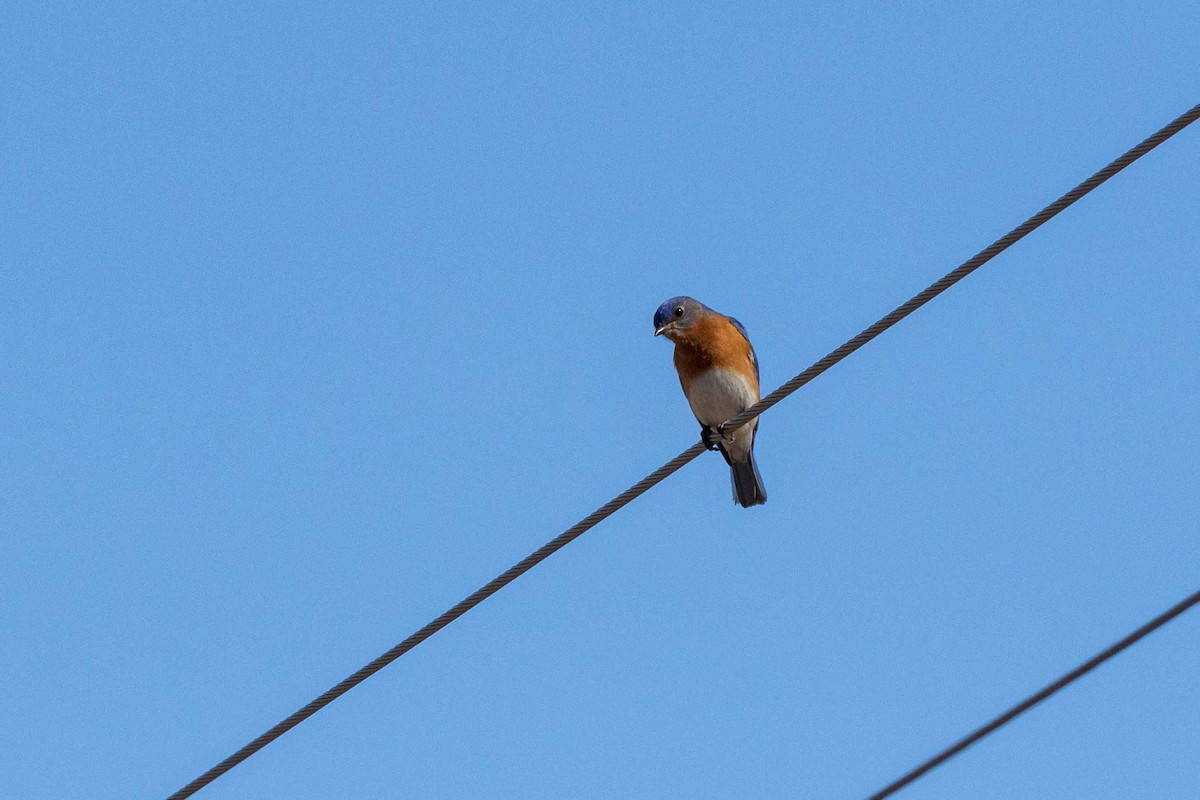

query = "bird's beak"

[654,324,668,336]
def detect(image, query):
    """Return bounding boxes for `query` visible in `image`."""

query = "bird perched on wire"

[654,296,767,507]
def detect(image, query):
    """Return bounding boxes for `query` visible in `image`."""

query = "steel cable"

[865,588,1200,799]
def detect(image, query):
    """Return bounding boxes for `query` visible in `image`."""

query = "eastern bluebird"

[654,296,767,507]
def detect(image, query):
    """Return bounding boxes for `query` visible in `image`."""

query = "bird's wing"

[725,316,759,383]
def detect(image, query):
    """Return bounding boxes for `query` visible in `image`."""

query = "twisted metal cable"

[168,101,1200,799]
[168,442,708,800]
[865,587,1200,800]
[720,101,1200,436]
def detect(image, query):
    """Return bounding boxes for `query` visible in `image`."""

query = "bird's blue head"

[653,296,707,338]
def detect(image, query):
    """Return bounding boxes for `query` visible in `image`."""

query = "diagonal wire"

[865,588,1200,800]
[719,102,1200,436]
[168,101,1200,799]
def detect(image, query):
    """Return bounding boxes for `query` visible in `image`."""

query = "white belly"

[686,367,759,459]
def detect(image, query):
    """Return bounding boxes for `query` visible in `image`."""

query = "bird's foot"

[700,426,723,451]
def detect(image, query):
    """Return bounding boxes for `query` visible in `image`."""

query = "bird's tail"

[729,449,767,508]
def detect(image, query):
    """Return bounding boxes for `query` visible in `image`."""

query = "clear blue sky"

[3,3,1198,798]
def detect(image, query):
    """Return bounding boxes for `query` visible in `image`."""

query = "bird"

[653,296,767,507]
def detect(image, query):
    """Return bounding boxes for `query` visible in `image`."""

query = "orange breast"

[672,315,759,394]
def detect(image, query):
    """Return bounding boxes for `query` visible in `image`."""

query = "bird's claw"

[700,426,723,451]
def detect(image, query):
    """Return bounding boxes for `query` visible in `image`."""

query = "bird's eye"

[674,306,684,318]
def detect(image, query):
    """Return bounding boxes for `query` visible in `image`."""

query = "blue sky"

[3,3,1199,798]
